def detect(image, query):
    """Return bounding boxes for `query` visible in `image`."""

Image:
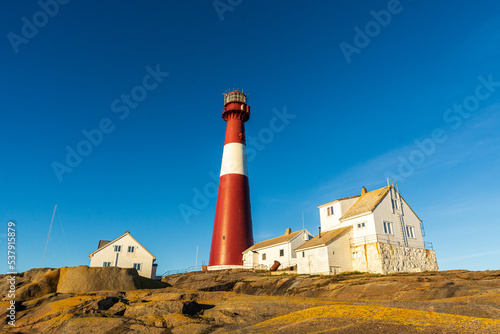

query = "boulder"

[56,266,169,294]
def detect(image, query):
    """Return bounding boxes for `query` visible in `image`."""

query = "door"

[308,255,314,274]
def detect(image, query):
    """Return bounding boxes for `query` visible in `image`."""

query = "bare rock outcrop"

[1,269,499,333]
[3,266,169,302]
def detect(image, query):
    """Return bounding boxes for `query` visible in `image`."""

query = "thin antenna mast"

[42,204,57,267]
[195,245,199,270]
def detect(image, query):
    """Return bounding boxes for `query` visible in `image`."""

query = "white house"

[296,185,438,275]
[242,228,313,270]
[88,231,158,279]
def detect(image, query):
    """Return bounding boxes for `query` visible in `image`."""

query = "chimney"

[361,187,367,196]
[285,228,292,236]
[318,226,322,238]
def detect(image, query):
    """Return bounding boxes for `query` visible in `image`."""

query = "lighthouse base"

[207,265,246,271]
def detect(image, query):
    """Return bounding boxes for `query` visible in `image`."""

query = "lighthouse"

[209,90,254,269]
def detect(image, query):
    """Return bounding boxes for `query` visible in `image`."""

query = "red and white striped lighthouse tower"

[209,90,253,269]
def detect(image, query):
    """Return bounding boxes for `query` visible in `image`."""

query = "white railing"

[350,234,432,249]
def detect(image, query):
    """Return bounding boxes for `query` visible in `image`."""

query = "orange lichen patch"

[171,322,213,334]
[17,295,98,324]
[430,292,500,304]
[42,313,75,331]
[58,315,126,331]
[136,314,167,327]
[125,289,151,300]
[238,304,500,333]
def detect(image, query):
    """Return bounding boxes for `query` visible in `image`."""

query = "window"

[114,245,121,252]
[222,236,225,240]
[103,262,111,267]
[262,253,266,260]
[383,221,393,234]
[327,206,334,216]
[406,226,416,238]
[279,249,284,257]
[302,251,305,257]
[357,222,366,229]
[392,198,398,210]
[128,246,135,253]
[352,251,358,259]
[133,263,141,271]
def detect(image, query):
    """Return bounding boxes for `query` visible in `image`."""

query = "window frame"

[406,225,416,238]
[103,262,111,267]
[128,246,135,253]
[114,245,121,252]
[279,249,284,257]
[383,221,394,235]
[133,263,141,271]
[262,253,266,261]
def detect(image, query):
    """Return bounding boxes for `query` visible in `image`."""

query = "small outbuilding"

[295,226,352,275]
[242,228,313,270]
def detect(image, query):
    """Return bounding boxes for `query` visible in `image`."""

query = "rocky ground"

[1,267,499,333]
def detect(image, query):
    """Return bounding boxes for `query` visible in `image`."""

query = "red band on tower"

[209,90,253,268]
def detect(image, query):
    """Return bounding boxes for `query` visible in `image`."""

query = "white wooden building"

[88,231,158,279]
[242,228,313,270]
[295,185,438,275]
[295,226,352,275]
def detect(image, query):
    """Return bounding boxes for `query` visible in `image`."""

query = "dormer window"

[327,206,334,216]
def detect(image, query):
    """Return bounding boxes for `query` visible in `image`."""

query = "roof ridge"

[243,230,308,253]
[339,185,391,221]
[295,226,351,251]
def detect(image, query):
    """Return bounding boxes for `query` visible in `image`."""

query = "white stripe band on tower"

[220,143,248,177]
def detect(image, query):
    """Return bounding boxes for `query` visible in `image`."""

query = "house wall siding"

[372,191,425,248]
[297,246,330,275]
[242,231,312,269]
[327,230,353,274]
[320,197,358,232]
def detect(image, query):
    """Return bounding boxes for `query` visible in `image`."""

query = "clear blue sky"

[1,1,499,274]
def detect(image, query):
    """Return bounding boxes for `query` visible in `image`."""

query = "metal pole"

[41,204,57,267]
